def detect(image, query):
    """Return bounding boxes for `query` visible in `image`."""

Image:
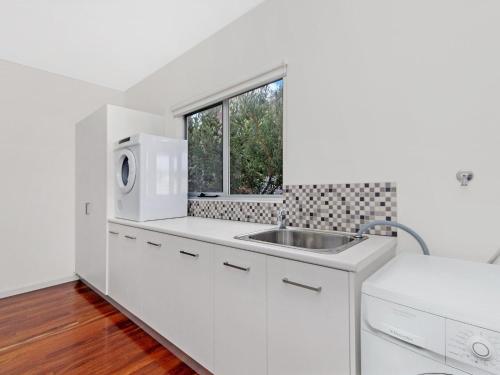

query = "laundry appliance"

[114,133,187,221]
[362,254,500,375]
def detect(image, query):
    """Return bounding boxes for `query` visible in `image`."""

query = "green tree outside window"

[186,79,283,195]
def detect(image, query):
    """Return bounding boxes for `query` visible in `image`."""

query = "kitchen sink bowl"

[235,228,366,254]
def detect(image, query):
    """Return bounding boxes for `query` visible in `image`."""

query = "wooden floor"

[0,281,198,374]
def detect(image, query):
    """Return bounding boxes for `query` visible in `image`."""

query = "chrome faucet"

[277,208,287,229]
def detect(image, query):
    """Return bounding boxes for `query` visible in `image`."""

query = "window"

[186,104,223,193]
[186,79,283,196]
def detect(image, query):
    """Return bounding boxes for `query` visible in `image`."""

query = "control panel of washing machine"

[446,319,500,374]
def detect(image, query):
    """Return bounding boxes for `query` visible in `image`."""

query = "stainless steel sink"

[235,228,366,254]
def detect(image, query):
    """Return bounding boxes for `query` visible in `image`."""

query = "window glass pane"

[186,104,223,193]
[229,80,283,195]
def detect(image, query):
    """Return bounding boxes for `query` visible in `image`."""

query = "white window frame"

[180,64,286,199]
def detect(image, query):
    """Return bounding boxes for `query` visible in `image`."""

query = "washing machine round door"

[116,149,136,194]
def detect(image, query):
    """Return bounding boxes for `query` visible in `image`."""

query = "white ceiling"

[0,0,265,90]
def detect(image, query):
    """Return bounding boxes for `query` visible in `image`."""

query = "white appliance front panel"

[363,294,446,359]
[362,331,470,375]
[446,319,500,375]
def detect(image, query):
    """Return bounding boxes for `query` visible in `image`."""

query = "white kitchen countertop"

[108,216,397,272]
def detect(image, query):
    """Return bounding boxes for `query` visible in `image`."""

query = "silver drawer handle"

[147,241,162,247]
[124,235,136,240]
[180,250,199,258]
[108,231,119,235]
[223,261,250,272]
[283,278,322,293]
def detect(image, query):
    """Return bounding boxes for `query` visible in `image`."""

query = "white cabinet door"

[140,231,214,372]
[106,223,121,296]
[213,246,267,375]
[140,229,174,335]
[167,236,213,371]
[108,224,142,317]
[267,257,351,375]
[75,108,107,293]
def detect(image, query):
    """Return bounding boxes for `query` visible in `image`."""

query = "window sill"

[188,195,283,204]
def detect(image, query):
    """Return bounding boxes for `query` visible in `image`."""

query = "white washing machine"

[114,133,187,221]
[362,254,500,375]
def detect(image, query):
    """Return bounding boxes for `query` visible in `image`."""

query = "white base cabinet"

[157,234,213,371]
[267,257,351,375]
[106,222,376,375]
[108,224,143,317]
[139,228,174,334]
[213,246,267,375]
[109,225,214,372]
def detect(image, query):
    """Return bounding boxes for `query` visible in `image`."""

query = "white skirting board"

[0,274,78,299]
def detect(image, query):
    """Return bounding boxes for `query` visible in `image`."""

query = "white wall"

[0,59,121,296]
[123,0,500,263]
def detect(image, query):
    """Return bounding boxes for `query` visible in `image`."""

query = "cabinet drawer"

[267,257,350,375]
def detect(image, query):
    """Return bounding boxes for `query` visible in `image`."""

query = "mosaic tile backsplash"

[188,182,397,236]
[188,200,282,225]
[284,182,397,236]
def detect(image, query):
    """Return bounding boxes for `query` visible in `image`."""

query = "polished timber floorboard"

[0,281,198,374]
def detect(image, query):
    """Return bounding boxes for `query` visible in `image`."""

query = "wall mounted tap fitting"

[456,171,474,187]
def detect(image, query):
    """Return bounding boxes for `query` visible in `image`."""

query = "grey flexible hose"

[355,220,430,256]
[488,248,500,264]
